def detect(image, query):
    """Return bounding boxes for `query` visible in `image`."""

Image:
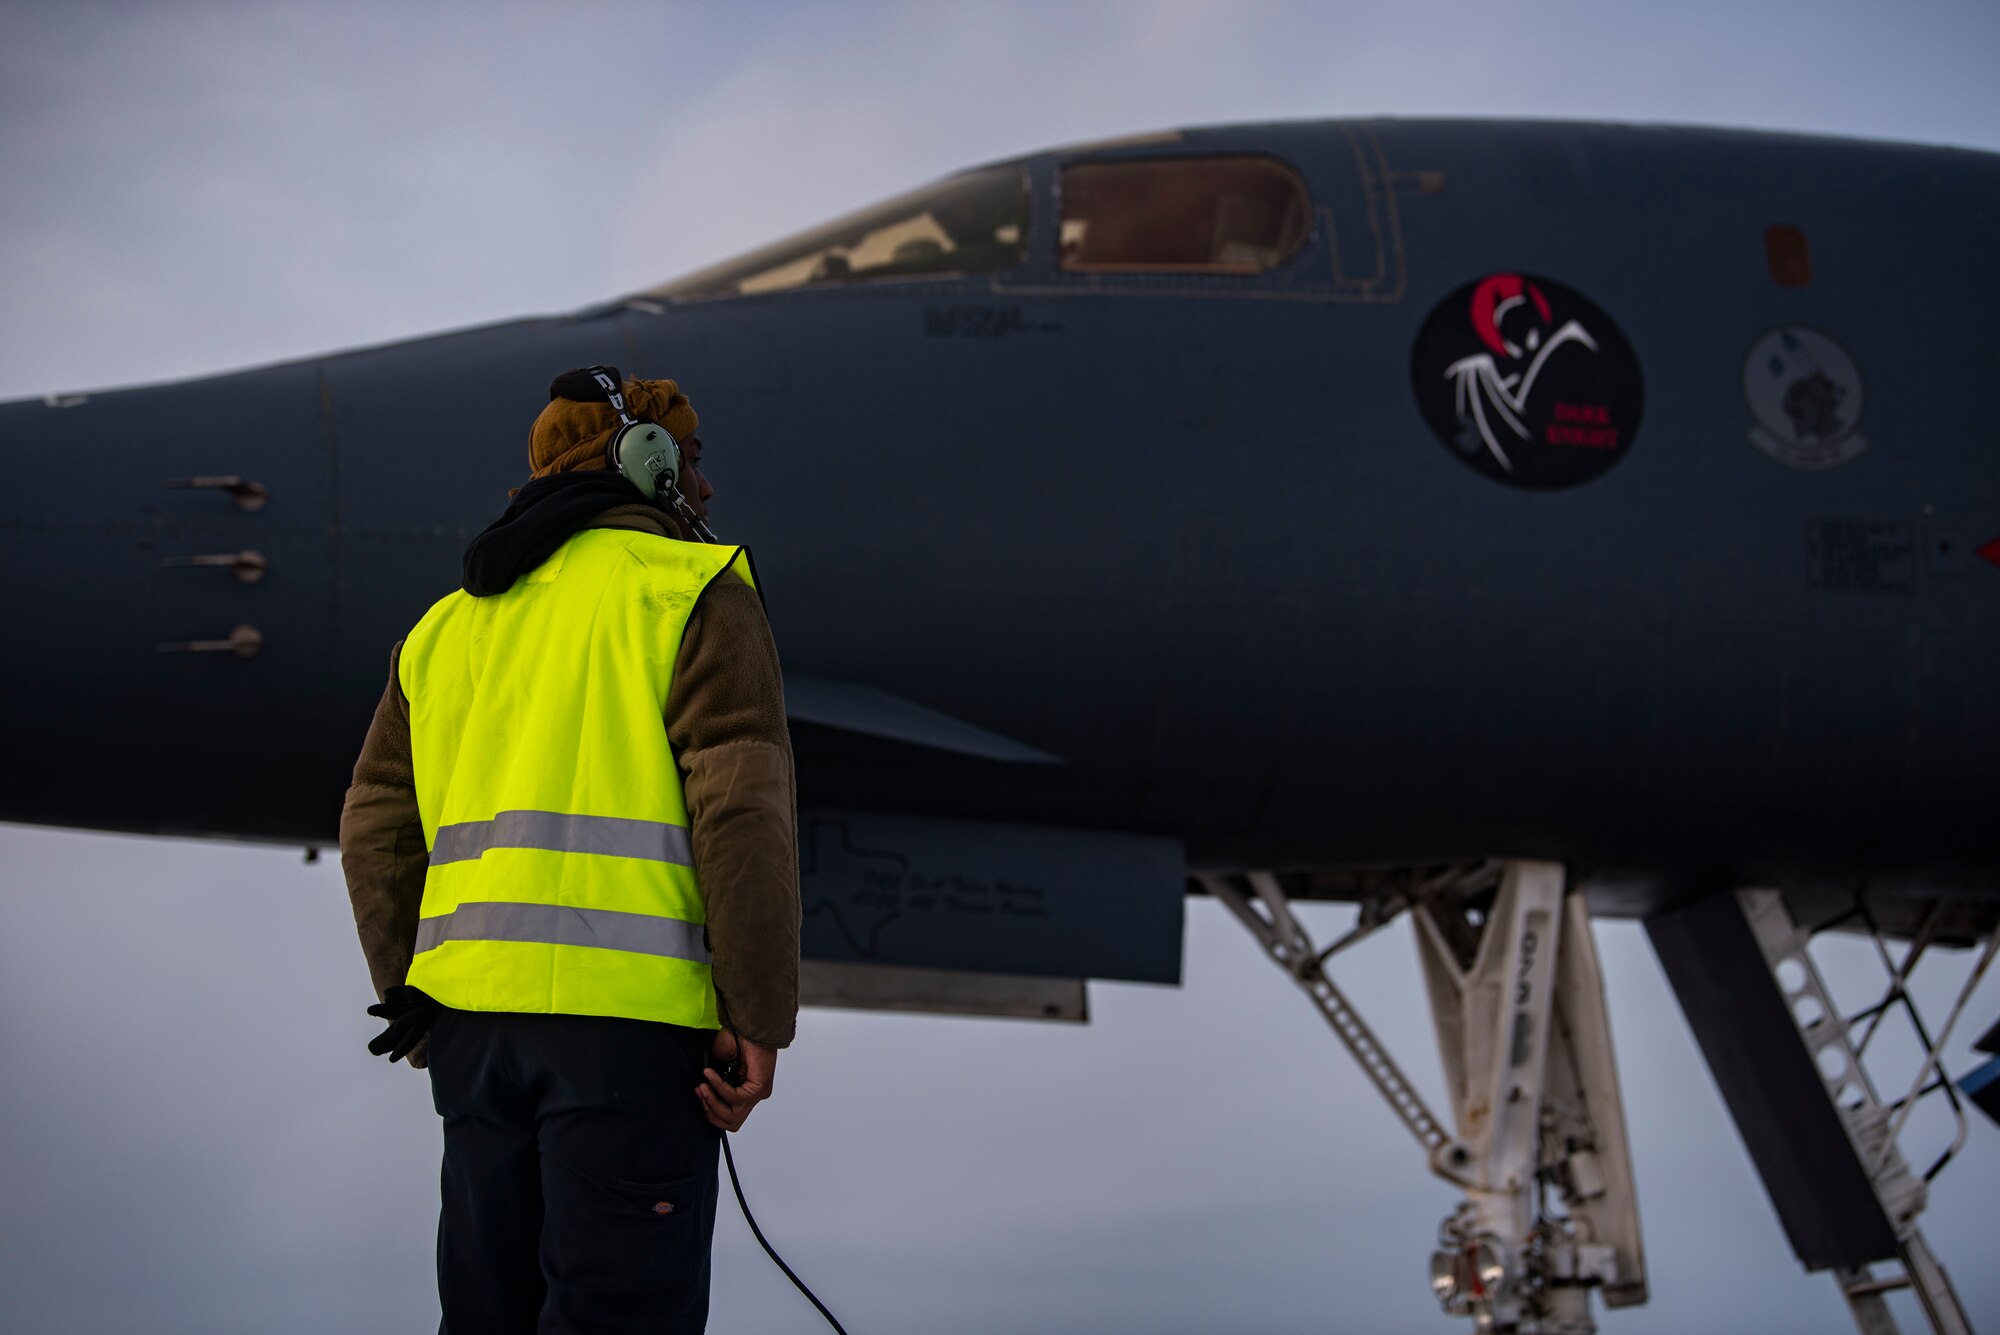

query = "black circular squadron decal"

[1410,273,1644,488]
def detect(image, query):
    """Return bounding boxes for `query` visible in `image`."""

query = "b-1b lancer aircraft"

[3,118,1997,1334]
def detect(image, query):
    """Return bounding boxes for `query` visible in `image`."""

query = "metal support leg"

[1206,861,1644,1334]
[1199,870,1449,1154]
[1413,861,1645,1334]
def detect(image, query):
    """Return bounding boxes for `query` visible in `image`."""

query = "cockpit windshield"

[1059,157,1310,273]
[652,166,1027,300]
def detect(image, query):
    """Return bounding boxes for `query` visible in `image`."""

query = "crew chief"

[339,368,800,1333]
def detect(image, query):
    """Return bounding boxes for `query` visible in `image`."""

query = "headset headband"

[588,367,636,428]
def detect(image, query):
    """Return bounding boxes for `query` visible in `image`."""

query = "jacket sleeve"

[339,642,432,1011]
[667,575,801,1048]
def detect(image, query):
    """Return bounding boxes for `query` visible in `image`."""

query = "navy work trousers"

[426,1009,722,1334]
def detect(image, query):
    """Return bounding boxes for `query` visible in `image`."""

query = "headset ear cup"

[613,423,680,500]
[608,424,648,498]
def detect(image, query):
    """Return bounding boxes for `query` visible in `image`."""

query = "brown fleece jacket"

[339,503,800,1057]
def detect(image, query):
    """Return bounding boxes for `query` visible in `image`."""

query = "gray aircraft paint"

[1,119,1993,924]
[796,811,1184,983]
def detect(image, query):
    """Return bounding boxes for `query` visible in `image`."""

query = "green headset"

[553,364,719,542]
[584,365,683,502]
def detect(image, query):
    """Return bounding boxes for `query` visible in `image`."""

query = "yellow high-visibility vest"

[398,526,756,1028]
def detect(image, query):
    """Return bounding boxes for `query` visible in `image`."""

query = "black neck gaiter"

[459,472,649,597]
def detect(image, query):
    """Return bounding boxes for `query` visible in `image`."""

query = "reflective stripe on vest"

[414,902,710,963]
[397,527,755,1028]
[429,810,694,867]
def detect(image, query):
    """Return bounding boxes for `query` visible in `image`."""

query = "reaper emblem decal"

[1411,273,1644,489]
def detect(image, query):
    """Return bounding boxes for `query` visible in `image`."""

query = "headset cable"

[714,1004,848,1334]
[722,1132,849,1334]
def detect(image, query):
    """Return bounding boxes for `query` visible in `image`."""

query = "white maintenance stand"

[1732,889,1988,1335]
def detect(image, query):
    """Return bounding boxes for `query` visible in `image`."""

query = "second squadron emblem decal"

[1742,326,1867,470]
[1411,273,1644,488]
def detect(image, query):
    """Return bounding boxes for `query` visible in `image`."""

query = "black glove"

[366,985,443,1063]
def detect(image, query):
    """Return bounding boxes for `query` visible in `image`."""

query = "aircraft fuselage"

[2,119,1994,911]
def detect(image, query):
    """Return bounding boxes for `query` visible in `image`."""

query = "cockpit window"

[1059,157,1310,273]
[654,166,1027,299]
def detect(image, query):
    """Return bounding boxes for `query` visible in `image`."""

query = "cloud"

[6,0,1997,396]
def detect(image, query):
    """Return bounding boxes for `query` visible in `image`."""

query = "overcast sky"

[1,2,1997,1333]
